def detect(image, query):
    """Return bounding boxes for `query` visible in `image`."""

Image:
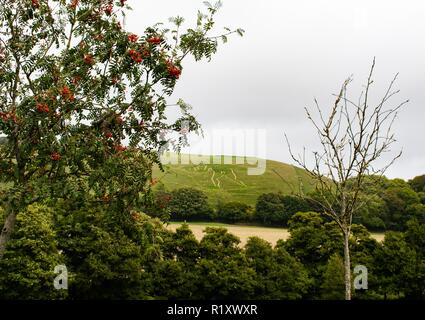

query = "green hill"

[153,154,316,206]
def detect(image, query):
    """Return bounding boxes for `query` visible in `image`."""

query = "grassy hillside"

[0,155,316,206]
[153,154,316,206]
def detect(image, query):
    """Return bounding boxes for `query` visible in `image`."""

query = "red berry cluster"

[0,112,17,123]
[167,61,182,79]
[105,132,113,139]
[128,34,138,43]
[84,54,94,65]
[114,145,127,152]
[36,103,50,113]
[60,86,75,101]
[147,37,162,45]
[70,0,79,9]
[32,0,39,8]
[103,3,113,15]
[128,49,143,63]
[51,152,61,161]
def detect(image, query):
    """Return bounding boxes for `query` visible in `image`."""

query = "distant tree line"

[147,174,425,232]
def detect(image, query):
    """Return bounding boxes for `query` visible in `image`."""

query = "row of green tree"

[150,175,425,231]
[1,204,423,299]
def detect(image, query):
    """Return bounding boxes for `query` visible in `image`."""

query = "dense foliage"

[1,205,424,300]
[0,204,66,299]
[255,193,311,226]
[168,188,213,221]
[216,201,253,223]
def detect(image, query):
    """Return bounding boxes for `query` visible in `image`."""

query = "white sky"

[126,0,425,180]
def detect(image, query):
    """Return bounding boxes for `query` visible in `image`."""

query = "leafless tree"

[286,59,408,300]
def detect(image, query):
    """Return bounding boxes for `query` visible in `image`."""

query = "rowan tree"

[0,0,243,258]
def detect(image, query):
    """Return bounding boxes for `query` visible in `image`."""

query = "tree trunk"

[343,230,351,300]
[0,210,17,259]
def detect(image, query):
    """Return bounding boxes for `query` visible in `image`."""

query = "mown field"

[167,222,386,246]
[153,154,316,205]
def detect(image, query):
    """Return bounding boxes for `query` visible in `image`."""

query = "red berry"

[166,61,182,79]
[128,34,139,43]
[36,103,49,113]
[70,0,79,9]
[120,0,127,6]
[128,49,143,64]
[32,0,39,8]
[147,37,161,45]
[105,132,113,139]
[60,85,70,96]
[83,54,94,65]
[51,152,61,161]
[114,145,127,152]
[60,86,75,102]
[0,112,17,123]
[103,4,113,15]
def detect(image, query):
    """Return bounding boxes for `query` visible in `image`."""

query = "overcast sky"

[126,0,425,180]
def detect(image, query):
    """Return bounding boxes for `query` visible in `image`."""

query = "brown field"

[167,222,385,247]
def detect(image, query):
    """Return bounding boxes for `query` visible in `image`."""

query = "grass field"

[153,154,316,205]
[167,222,386,246]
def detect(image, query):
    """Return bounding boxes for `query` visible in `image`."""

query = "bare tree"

[286,59,408,300]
